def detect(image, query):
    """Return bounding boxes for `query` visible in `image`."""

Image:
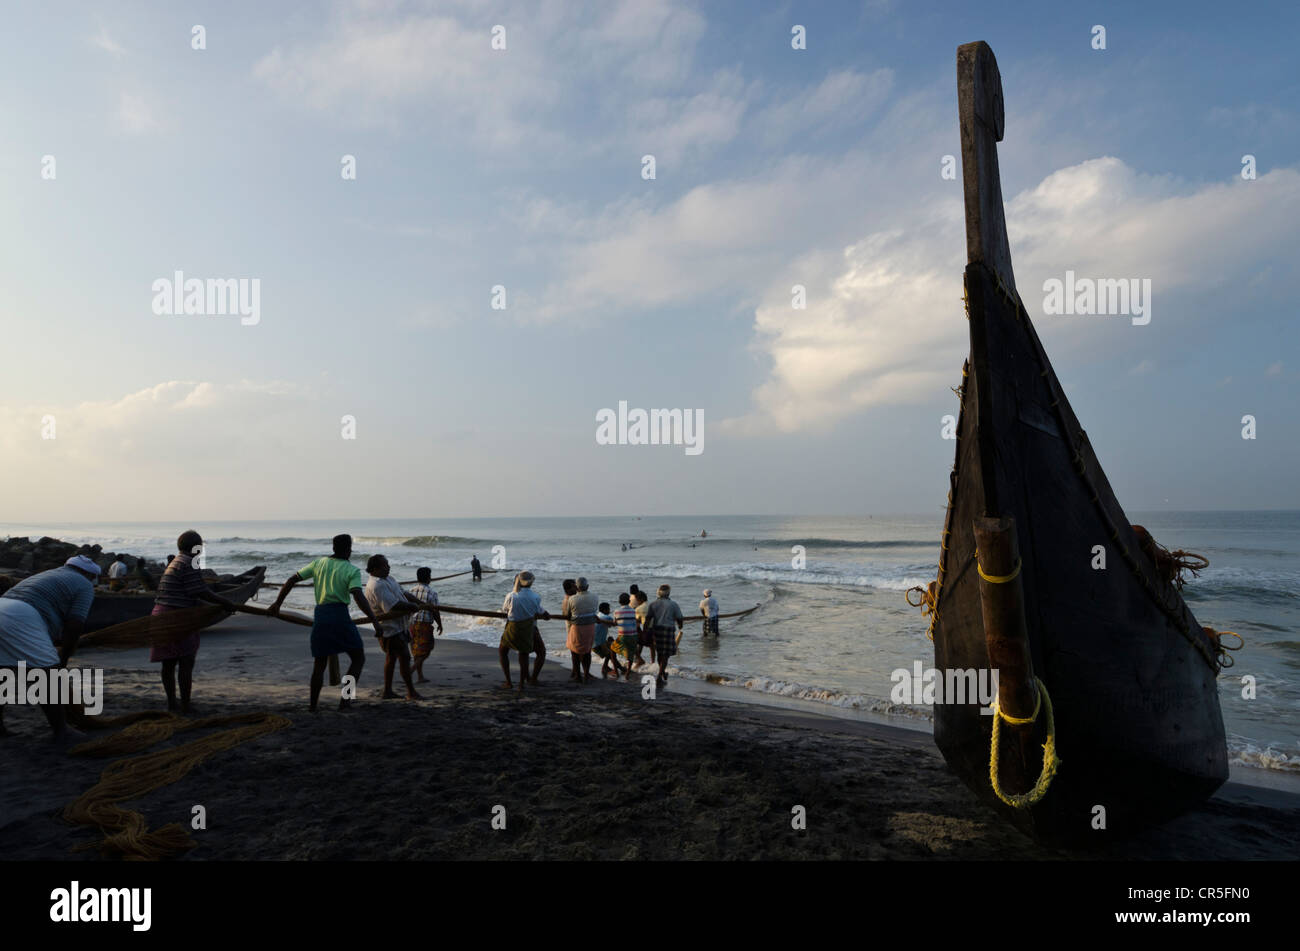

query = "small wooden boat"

[928,42,1228,843]
[83,565,267,633]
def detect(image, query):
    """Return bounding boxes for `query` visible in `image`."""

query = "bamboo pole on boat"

[973,516,1043,798]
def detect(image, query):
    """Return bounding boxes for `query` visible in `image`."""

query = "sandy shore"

[2,616,1297,861]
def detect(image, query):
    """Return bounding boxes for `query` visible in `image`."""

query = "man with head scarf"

[563,577,600,684]
[0,555,100,736]
[498,571,550,692]
[699,588,720,636]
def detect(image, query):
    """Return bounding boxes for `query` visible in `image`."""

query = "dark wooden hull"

[84,566,266,633]
[932,42,1227,844]
[932,262,1227,844]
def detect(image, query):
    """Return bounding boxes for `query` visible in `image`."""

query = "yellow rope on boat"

[976,558,1021,584]
[989,677,1060,809]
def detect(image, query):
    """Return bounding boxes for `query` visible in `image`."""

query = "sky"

[0,0,1297,521]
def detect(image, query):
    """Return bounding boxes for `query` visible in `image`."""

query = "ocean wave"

[492,558,934,590]
[1228,741,1300,772]
[669,666,933,720]
[352,535,486,547]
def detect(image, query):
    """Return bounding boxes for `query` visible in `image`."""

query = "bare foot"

[416,676,430,683]
[405,690,422,700]
[381,690,400,699]
[528,676,539,685]
[499,681,514,689]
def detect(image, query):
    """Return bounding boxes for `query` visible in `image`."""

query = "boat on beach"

[83,565,267,633]
[927,42,1229,844]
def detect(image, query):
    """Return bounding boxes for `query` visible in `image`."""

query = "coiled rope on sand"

[62,709,291,860]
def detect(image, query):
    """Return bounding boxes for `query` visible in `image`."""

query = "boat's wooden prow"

[956,42,1016,296]
[930,42,1229,845]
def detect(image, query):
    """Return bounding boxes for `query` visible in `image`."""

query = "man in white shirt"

[699,588,720,636]
[498,571,550,692]
[363,555,423,701]
[107,557,129,590]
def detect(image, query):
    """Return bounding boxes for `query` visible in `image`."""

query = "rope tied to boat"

[989,676,1060,809]
[976,557,1021,585]
[1203,627,1244,670]
[1131,526,1209,591]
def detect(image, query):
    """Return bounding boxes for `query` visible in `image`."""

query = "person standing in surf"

[471,555,482,582]
[268,534,383,712]
[699,588,720,636]
[498,571,550,692]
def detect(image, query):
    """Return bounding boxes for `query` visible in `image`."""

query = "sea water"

[5,512,1296,774]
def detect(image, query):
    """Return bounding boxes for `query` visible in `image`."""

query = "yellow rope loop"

[1204,627,1244,670]
[905,586,926,608]
[976,557,1021,585]
[989,677,1060,809]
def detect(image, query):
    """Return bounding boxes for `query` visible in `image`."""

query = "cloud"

[1266,361,1283,376]
[751,69,893,147]
[250,0,707,151]
[116,93,158,133]
[90,25,125,56]
[0,381,315,516]
[729,160,1300,432]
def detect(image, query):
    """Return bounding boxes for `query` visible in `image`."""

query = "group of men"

[495,576,718,694]
[1,529,724,733]
[268,534,443,711]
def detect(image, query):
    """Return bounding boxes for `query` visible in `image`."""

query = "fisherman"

[134,557,157,591]
[564,577,600,684]
[267,534,384,712]
[0,555,99,737]
[408,567,443,683]
[645,584,684,690]
[149,530,240,713]
[498,571,549,692]
[106,556,129,591]
[611,592,639,681]
[633,589,653,667]
[591,601,623,678]
[363,555,423,701]
[699,588,720,636]
[471,555,482,582]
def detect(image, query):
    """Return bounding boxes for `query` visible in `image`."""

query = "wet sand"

[2,617,1296,860]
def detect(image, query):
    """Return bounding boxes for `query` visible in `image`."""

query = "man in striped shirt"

[150,531,240,713]
[611,592,639,682]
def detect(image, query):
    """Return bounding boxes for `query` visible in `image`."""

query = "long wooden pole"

[973,515,1042,795]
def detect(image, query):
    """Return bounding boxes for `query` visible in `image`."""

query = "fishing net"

[63,711,291,859]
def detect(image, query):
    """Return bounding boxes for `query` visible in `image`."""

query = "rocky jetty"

[0,536,153,578]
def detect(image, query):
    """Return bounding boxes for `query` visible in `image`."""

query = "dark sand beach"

[2,617,1296,861]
